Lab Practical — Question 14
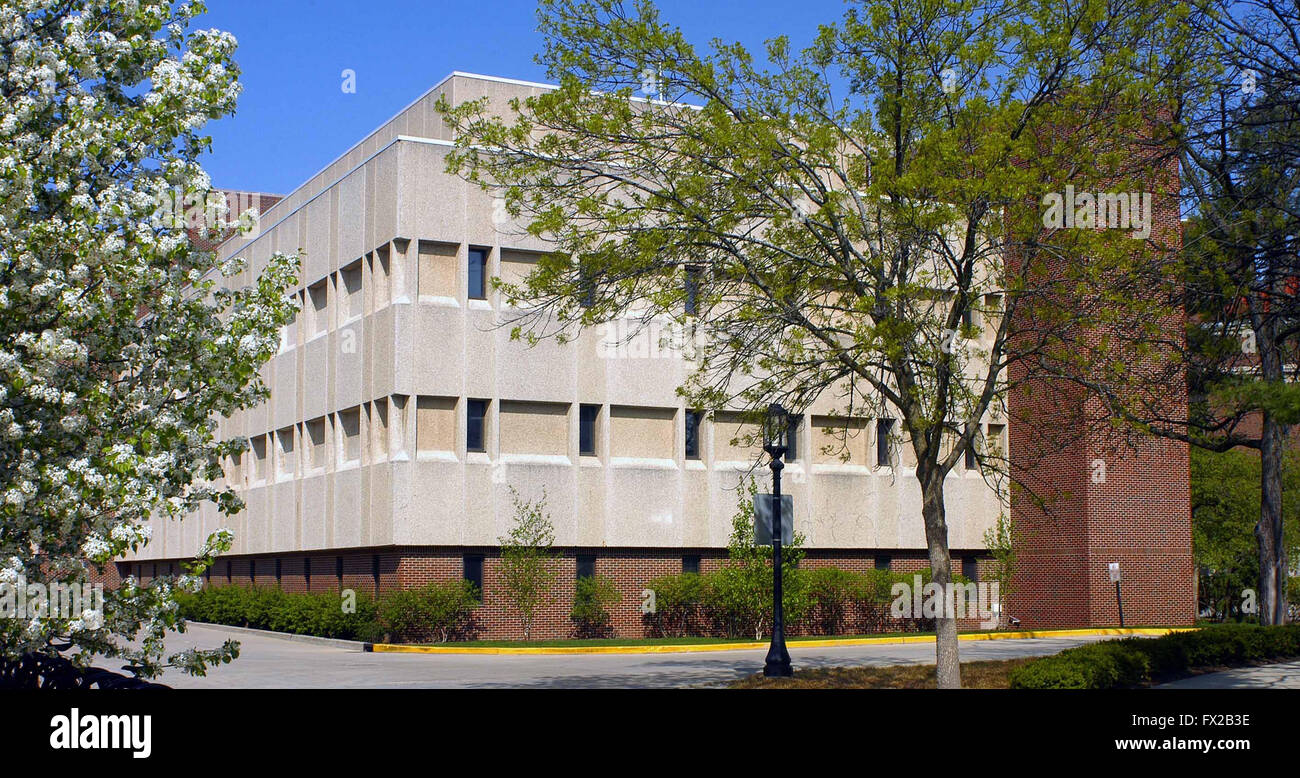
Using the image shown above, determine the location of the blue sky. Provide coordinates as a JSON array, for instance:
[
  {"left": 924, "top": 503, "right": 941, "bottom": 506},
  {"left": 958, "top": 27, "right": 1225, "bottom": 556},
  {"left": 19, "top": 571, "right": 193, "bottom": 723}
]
[{"left": 199, "top": 0, "right": 849, "bottom": 195}]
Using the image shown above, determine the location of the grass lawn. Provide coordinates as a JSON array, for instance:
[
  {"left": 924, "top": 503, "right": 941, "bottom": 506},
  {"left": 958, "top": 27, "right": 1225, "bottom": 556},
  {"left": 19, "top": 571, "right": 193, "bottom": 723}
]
[
  {"left": 408, "top": 631, "right": 940, "bottom": 648},
  {"left": 404, "top": 625, "right": 1173, "bottom": 649},
  {"left": 729, "top": 657, "right": 1038, "bottom": 688}
]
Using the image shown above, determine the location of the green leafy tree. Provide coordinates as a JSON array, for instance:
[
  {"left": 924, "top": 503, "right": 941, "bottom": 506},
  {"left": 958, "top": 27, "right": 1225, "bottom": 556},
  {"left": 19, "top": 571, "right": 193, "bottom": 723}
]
[
  {"left": 0, "top": 0, "right": 298, "bottom": 679},
  {"left": 981, "top": 513, "right": 1016, "bottom": 628},
  {"left": 1191, "top": 447, "right": 1300, "bottom": 620},
  {"left": 438, "top": 0, "right": 1186, "bottom": 685},
  {"left": 1088, "top": 0, "right": 1300, "bottom": 624},
  {"left": 702, "top": 476, "right": 807, "bottom": 639},
  {"left": 497, "top": 487, "right": 559, "bottom": 640}
]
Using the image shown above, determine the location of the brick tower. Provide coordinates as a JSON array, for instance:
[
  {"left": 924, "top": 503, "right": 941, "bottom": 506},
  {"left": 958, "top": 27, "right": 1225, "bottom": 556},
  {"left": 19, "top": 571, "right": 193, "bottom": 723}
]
[{"left": 1006, "top": 146, "right": 1196, "bottom": 629}]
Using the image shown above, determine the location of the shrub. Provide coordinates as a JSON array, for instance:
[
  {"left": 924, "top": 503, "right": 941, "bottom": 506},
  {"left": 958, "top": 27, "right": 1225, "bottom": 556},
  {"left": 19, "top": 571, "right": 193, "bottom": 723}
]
[
  {"left": 570, "top": 575, "right": 622, "bottom": 638},
  {"left": 377, "top": 581, "right": 480, "bottom": 643},
  {"left": 802, "top": 567, "right": 878, "bottom": 635},
  {"left": 700, "top": 565, "right": 768, "bottom": 639},
  {"left": 699, "top": 563, "right": 811, "bottom": 640},
  {"left": 178, "top": 584, "right": 383, "bottom": 643},
  {"left": 318, "top": 590, "right": 381, "bottom": 641},
  {"left": 642, "top": 573, "right": 704, "bottom": 637},
  {"left": 635, "top": 565, "right": 966, "bottom": 639},
  {"left": 1009, "top": 623, "right": 1300, "bottom": 689},
  {"left": 1008, "top": 640, "right": 1152, "bottom": 689},
  {"left": 877, "top": 568, "right": 976, "bottom": 633}
]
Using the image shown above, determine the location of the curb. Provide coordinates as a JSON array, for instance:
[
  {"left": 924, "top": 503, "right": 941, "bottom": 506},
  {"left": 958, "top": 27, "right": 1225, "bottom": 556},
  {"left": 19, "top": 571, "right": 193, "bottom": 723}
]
[
  {"left": 368, "top": 626, "right": 1193, "bottom": 656},
  {"left": 186, "top": 621, "right": 371, "bottom": 652}
]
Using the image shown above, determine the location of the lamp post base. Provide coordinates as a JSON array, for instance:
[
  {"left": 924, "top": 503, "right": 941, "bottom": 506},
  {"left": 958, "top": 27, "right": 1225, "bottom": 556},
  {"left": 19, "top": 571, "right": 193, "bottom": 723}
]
[{"left": 763, "top": 644, "right": 793, "bottom": 677}]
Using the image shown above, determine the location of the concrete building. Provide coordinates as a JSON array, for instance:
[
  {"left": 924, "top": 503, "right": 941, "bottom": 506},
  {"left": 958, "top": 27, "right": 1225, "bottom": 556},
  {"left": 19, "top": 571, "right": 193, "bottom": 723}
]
[{"left": 121, "top": 72, "right": 1195, "bottom": 637}]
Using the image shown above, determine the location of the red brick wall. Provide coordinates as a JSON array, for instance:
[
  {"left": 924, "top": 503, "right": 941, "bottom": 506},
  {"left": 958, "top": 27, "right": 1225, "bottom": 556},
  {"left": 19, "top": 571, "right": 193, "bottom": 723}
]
[
  {"left": 1005, "top": 142, "right": 1195, "bottom": 628},
  {"left": 124, "top": 546, "right": 994, "bottom": 640},
  {"left": 85, "top": 561, "right": 127, "bottom": 589}
]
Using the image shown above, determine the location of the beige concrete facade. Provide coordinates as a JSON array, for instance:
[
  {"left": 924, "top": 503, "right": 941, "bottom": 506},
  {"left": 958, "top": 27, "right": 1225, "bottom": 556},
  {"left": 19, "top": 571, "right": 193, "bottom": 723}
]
[{"left": 132, "top": 72, "right": 1004, "bottom": 563}]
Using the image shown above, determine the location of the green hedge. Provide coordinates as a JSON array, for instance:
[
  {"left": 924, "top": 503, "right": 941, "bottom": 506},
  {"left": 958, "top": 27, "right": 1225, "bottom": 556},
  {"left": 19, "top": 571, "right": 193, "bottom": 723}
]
[
  {"left": 376, "top": 580, "right": 480, "bottom": 643},
  {"left": 802, "top": 567, "right": 895, "bottom": 635},
  {"left": 1009, "top": 623, "right": 1300, "bottom": 689},
  {"left": 643, "top": 566, "right": 963, "bottom": 639},
  {"left": 642, "top": 572, "right": 706, "bottom": 637},
  {"left": 180, "top": 564, "right": 984, "bottom": 644},
  {"left": 178, "top": 581, "right": 482, "bottom": 644},
  {"left": 176, "top": 585, "right": 382, "bottom": 642}
]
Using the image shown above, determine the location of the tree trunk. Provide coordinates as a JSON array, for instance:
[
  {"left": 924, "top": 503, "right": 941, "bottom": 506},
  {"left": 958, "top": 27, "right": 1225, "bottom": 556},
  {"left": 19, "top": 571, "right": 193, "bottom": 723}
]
[
  {"left": 1257, "top": 412, "right": 1289, "bottom": 625},
  {"left": 920, "top": 469, "right": 962, "bottom": 688}
]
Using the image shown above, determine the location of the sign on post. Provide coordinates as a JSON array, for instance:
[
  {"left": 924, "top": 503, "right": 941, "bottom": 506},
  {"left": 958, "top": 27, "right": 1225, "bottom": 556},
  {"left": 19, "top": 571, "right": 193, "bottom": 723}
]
[
  {"left": 1108, "top": 562, "right": 1125, "bottom": 627},
  {"left": 753, "top": 494, "right": 794, "bottom": 545}
]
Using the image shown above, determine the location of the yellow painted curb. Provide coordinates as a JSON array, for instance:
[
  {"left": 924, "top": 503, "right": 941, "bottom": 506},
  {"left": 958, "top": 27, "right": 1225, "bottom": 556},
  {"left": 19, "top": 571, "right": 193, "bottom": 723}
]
[{"left": 368, "top": 626, "right": 1194, "bottom": 656}]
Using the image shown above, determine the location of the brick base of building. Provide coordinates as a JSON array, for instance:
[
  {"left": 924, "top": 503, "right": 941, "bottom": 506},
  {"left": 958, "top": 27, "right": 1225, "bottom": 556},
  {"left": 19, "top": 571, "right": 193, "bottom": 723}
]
[{"left": 108, "top": 546, "right": 1007, "bottom": 641}]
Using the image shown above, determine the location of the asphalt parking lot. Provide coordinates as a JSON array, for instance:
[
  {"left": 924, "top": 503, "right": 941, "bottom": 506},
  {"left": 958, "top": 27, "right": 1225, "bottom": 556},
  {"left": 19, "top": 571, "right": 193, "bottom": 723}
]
[{"left": 110, "top": 624, "right": 1134, "bottom": 689}]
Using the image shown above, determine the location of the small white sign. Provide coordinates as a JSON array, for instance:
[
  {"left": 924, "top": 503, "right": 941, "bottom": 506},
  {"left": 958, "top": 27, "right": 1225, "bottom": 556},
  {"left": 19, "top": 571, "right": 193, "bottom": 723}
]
[{"left": 1108, "top": 562, "right": 1121, "bottom": 583}]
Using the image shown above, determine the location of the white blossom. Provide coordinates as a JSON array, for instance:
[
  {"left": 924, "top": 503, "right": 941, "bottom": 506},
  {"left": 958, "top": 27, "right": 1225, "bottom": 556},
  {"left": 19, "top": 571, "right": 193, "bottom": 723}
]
[{"left": 0, "top": 0, "right": 297, "bottom": 678}]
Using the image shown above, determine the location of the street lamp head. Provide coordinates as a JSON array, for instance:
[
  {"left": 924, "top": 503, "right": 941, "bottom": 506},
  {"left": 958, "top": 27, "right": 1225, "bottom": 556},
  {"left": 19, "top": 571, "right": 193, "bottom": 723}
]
[{"left": 763, "top": 402, "right": 789, "bottom": 458}]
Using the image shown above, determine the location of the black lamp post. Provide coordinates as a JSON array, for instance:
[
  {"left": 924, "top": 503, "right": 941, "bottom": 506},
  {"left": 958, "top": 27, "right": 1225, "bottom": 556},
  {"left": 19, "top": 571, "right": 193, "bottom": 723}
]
[{"left": 762, "top": 402, "right": 793, "bottom": 677}]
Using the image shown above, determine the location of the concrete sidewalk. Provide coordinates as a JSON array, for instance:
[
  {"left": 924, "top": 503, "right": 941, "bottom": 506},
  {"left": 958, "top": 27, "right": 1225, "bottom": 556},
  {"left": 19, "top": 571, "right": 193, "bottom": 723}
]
[{"left": 1157, "top": 660, "right": 1300, "bottom": 689}]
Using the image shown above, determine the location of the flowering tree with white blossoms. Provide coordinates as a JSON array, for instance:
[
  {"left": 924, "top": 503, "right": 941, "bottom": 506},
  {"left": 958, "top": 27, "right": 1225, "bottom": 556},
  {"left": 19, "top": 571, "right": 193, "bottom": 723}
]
[{"left": 0, "top": 0, "right": 297, "bottom": 679}]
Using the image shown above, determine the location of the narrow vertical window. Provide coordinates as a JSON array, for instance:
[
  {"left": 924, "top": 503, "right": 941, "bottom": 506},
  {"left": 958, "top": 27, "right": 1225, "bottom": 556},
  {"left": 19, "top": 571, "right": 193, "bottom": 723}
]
[
  {"left": 468, "top": 247, "right": 487, "bottom": 300},
  {"left": 576, "top": 554, "right": 595, "bottom": 580},
  {"left": 964, "top": 436, "right": 978, "bottom": 470},
  {"left": 874, "top": 554, "right": 891, "bottom": 571},
  {"left": 467, "top": 399, "right": 488, "bottom": 453},
  {"left": 463, "top": 554, "right": 484, "bottom": 603},
  {"left": 304, "top": 557, "right": 311, "bottom": 589},
  {"left": 578, "top": 266, "right": 595, "bottom": 309},
  {"left": 963, "top": 557, "right": 979, "bottom": 582},
  {"left": 685, "top": 410, "right": 702, "bottom": 460},
  {"left": 682, "top": 555, "right": 701, "bottom": 575},
  {"left": 684, "top": 267, "right": 701, "bottom": 316},
  {"left": 876, "top": 418, "right": 894, "bottom": 467},
  {"left": 579, "top": 404, "right": 599, "bottom": 456}
]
